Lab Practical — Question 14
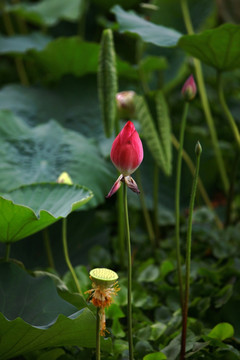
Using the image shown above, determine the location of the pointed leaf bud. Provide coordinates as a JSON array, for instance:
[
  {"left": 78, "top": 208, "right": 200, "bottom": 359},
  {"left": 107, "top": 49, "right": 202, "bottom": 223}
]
[
  {"left": 116, "top": 91, "right": 136, "bottom": 119},
  {"left": 57, "top": 172, "right": 73, "bottom": 185},
  {"left": 181, "top": 74, "right": 197, "bottom": 101},
  {"left": 195, "top": 141, "right": 202, "bottom": 156},
  {"left": 106, "top": 174, "right": 123, "bottom": 198},
  {"left": 110, "top": 121, "right": 143, "bottom": 176}
]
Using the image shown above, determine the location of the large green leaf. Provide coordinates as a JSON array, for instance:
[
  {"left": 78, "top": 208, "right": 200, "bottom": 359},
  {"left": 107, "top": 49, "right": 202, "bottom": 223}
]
[
  {"left": 0, "top": 33, "right": 51, "bottom": 54},
  {"left": 0, "top": 111, "right": 114, "bottom": 206},
  {"left": 0, "top": 183, "right": 92, "bottom": 242},
  {"left": 6, "top": 0, "right": 84, "bottom": 26},
  {"left": 178, "top": 23, "right": 240, "bottom": 71},
  {"left": 0, "top": 262, "right": 111, "bottom": 359},
  {"left": 208, "top": 323, "right": 234, "bottom": 341},
  {"left": 111, "top": 5, "right": 182, "bottom": 47}
]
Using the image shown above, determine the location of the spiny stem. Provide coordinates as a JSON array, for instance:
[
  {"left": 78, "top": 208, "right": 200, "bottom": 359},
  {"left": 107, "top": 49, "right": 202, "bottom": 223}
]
[
  {"left": 96, "top": 307, "right": 101, "bottom": 360},
  {"left": 180, "top": 142, "right": 202, "bottom": 360},
  {"left": 180, "top": 0, "right": 229, "bottom": 193},
  {"left": 43, "top": 229, "right": 55, "bottom": 269},
  {"left": 123, "top": 182, "right": 134, "bottom": 360},
  {"left": 62, "top": 218, "right": 82, "bottom": 295},
  {"left": 175, "top": 102, "right": 189, "bottom": 311},
  {"left": 5, "top": 243, "right": 11, "bottom": 262}
]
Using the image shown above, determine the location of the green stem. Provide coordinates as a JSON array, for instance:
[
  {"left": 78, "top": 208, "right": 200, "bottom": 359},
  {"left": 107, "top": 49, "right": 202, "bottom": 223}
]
[
  {"left": 217, "top": 72, "right": 240, "bottom": 148},
  {"left": 171, "top": 134, "right": 223, "bottom": 229},
  {"left": 43, "top": 228, "right": 55, "bottom": 269},
  {"left": 96, "top": 307, "right": 101, "bottom": 360},
  {"left": 225, "top": 152, "right": 240, "bottom": 226},
  {"left": 136, "top": 170, "right": 156, "bottom": 248},
  {"left": 5, "top": 243, "right": 11, "bottom": 261},
  {"left": 123, "top": 182, "right": 134, "bottom": 360},
  {"left": 62, "top": 218, "right": 82, "bottom": 295},
  {"left": 180, "top": 142, "right": 202, "bottom": 360},
  {"left": 175, "top": 102, "right": 189, "bottom": 311},
  {"left": 153, "top": 163, "right": 160, "bottom": 243},
  {"left": 180, "top": 0, "right": 229, "bottom": 193}
]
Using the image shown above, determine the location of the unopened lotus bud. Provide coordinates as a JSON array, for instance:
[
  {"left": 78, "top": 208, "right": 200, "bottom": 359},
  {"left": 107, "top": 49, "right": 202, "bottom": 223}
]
[
  {"left": 57, "top": 172, "right": 73, "bottom": 185},
  {"left": 181, "top": 75, "right": 197, "bottom": 101},
  {"left": 195, "top": 141, "right": 202, "bottom": 156},
  {"left": 110, "top": 121, "right": 143, "bottom": 176},
  {"left": 116, "top": 91, "right": 136, "bottom": 119}
]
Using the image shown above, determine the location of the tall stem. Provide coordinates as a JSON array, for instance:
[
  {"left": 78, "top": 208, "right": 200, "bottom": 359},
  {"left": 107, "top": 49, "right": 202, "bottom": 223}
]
[
  {"left": 180, "top": 0, "right": 229, "bottom": 193},
  {"left": 43, "top": 228, "right": 55, "bottom": 269},
  {"left": 5, "top": 243, "right": 11, "bottom": 261},
  {"left": 123, "top": 182, "right": 134, "bottom": 360},
  {"left": 217, "top": 72, "right": 240, "bottom": 148},
  {"left": 136, "top": 170, "right": 155, "bottom": 248},
  {"left": 153, "top": 163, "right": 159, "bottom": 243},
  {"left": 96, "top": 307, "right": 101, "bottom": 360},
  {"left": 180, "top": 142, "right": 201, "bottom": 360},
  {"left": 175, "top": 102, "right": 189, "bottom": 310},
  {"left": 62, "top": 218, "right": 82, "bottom": 295}
]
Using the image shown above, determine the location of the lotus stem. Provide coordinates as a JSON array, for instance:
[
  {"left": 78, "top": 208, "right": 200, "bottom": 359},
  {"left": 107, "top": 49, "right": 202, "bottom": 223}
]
[
  {"left": 123, "top": 182, "right": 134, "bottom": 360},
  {"left": 62, "top": 218, "right": 82, "bottom": 295}
]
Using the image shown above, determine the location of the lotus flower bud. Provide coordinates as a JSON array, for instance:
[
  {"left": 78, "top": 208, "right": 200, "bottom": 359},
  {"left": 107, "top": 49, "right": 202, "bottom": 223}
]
[
  {"left": 116, "top": 91, "right": 136, "bottom": 119},
  {"left": 181, "top": 74, "right": 197, "bottom": 101},
  {"left": 110, "top": 121, "right": 143, "bottom": 176},
  {"left": 57, "top": 172, "right": 73, "bottom": 185}
]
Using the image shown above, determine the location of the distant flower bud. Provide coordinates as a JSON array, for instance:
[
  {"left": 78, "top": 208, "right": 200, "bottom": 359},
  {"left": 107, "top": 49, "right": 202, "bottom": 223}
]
[
  {"left": 181, "top": 75, "right": 197, "bottom": 101},
  {"left": 57, "top": 172, "right": 73, "bottom": 185},
  {"left": 116, "top": 91, "right": 136, "bottom": 119},
  {"left": 110, "top": 121, "right": 143, "bottom": 176},
  {"left": 195, "top": 141, "right": 202, "bottom": 156}
]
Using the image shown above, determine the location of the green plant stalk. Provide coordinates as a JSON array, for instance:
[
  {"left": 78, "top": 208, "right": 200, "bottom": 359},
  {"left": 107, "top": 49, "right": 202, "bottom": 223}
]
[
  {"left": 180, "top": 0, "right": 229, "bottom": 194},
  {"left": 43, "top": 228, "right": 55, "bottom": 269},
  {"left": 5, "top": 243, "right": 11, "bottom": 261},
  {"left": 217, "top": 72, "right": 240, "bottom": 148},
  {"left": 62, "top": 218, "right": 82, "bottom": 295},
  {"left": 171, "top": 134, "right": 223, "bottom": 229},
  {"left": 96, "top": 307, "right": 101, "bottom": 360},
  {"left": 123, "top": 182, "right": 134, "bottom": 360},
  {"left": 136, "top": 169, "right": 155, "bottom": 248},
  {"left": 153, "top": 163, "right": 160, "bottom": 242},
  {"left": 180, "top": 144, "right": 201, "bottom": 360},
  {"left": 175, "top": 102, "right": 189, "bottom": 310}
]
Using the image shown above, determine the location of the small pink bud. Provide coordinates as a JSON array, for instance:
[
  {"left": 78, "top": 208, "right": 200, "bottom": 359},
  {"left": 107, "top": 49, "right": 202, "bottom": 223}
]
[
  {"left": 110, "top": 121, "right": 143, "bottom": 176},
  {"left": 116, "top": 91, "right": 136, "bottom": 119},
  {"left": 181, "top": 75, "right": 197, "bottom": 101}
]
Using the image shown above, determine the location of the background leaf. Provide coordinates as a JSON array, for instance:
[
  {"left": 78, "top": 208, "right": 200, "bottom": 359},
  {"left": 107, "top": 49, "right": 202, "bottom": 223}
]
[
  {"left": 178, "top": 23, "right": 240, "bottom": 71},
  {"left": 0, "top": 183, "right": 92, "bottom": 242},
  {"left": 208, "top": 323, "right": 234, "bottom": 341},
  {"left": 111, "top": 5, "right": 182, "bottom": 47},
  {"left": 0, "top": 111, "right": 114, "bottom": 206},
  {"left": 0, "top": 262, "right": 111, "bottom": 359},
  {"left": 6, "top": 0, "right": 84, "bottom": 26},
  {"left": 0, "top": 33, "right": 52, "bottom": 54}
]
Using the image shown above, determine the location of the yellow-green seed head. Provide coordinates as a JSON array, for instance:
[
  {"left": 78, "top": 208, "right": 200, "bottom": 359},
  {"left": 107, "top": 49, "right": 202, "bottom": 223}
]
[{"left": 90, "top": 268, "right": 118, "bottom": 287}]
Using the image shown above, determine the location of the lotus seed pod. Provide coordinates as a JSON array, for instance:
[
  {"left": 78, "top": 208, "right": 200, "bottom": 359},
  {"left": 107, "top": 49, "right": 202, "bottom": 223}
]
[
  {"left": 90, "top": 268, "right": 118, "bottom": 287},
  {"left": 57, "top": 172, "right": 73, "bottom": 185}
]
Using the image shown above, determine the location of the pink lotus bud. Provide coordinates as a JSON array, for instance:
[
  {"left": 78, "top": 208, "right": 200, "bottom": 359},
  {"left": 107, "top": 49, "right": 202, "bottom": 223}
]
[
  {"left": 110, "top": 121, "right": 143, "bottom": 176},
  {"left": 181, "top": 74, "right": 197, "bottom": 101},
  {"left": 116, "top": 91, "right": 136, "bottom": 119}
]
